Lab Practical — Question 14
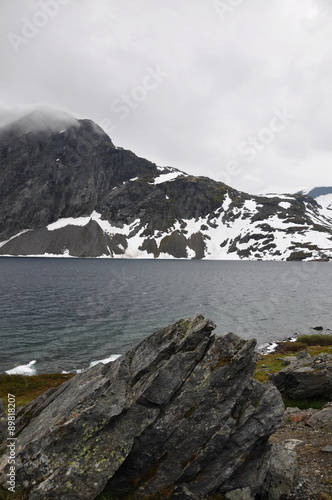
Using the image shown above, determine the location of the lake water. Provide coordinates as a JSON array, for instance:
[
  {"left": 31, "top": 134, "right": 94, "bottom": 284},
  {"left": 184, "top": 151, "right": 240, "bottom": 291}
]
[{"left": 0, "top": 257, "right": 331, "bottom": 374}]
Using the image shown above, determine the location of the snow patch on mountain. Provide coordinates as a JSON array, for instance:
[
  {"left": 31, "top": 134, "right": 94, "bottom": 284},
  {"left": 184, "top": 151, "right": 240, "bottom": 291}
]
[
  {"left": 2, "top": 195, "right": 332, "bottom": 260},
  {"left": 316, "top": 193, "right": 332, "bottom": 210},
  {"left": 0, "top": 229, "right": 33, "bottom": 248},
  {"left": 279, "top": 201, "right": 291, "bottom": 210}
]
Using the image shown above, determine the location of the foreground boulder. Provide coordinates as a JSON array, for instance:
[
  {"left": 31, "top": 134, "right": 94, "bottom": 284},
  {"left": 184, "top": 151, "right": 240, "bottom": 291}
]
[
  {"left": 0, "top": 316, "right": 290, "bottom": 499},
  {"left": 307, "top": 402, "right": 332, "bottom": 430},
  {"left": 270, "top": 351, "right": 332, "bottom": 399}
]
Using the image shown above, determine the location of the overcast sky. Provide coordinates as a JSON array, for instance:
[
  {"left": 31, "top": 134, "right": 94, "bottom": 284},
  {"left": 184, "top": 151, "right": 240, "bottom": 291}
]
[{"left": 1, "top": 0, "right": 331, "bottom": 194}]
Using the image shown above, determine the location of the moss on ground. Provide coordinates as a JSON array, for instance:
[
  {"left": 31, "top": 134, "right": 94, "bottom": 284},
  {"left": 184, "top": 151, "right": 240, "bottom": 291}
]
[
  {"left": 282, "top": 396, "right": 328, "bottom": 410},
  {"left": 0, "top": 487, "right": 28, "bottom": 500},
  {"left": 254, "top": 341, "right": 332, "bottom": 384},
  {"left": 296, "top": 334, "right": 332, "bottom": 346},
  {"left": 254, "top": 339, "right": 332, "bottom": 410},
  {"left": 0, "top": 373, "right": 74, "bottom": 410}
]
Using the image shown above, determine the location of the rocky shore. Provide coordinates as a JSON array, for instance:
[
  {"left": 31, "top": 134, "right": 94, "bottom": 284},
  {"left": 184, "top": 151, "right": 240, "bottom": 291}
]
[{"left": 0, "top": 316, "right": 331, "bottom": 499}]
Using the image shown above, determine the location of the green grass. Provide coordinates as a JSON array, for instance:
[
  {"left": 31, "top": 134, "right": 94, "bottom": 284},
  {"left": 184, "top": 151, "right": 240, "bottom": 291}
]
[
  {"left": 317, "top": 493, "right": 332, "bottom": 500},
  {"left": 296, "top": 334, "right": 332, "bottom": 346},
  {"left": 0, "top": 373, "right": 74, "bottom": 410},
  {"left": 282, "top": 396, "right": 328, "bottom": 410},
  {"left": 254, "top": 354, "right": 285, "bottom": 383},
  {"left": 0, "top": 487, "right": 28, "bottom": 500},
  {"left": 254, "top": 344, "right": 332, "bottom": 384},
  {"left": 277, "top": 341, "right": 308, "bottom": 353}
]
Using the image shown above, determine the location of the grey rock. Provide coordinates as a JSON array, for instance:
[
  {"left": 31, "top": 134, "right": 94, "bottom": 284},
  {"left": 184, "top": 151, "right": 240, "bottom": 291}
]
[
  {"left": 284, "top": 407, "right": 318, "bottom": 424},
  {"left": 321, "top": 445, "right": 332, "bottom": 453},
  {"left": 270, "top": 353, "right": 332, "bottom": 399},
  {"left": 279, "top": 355, "right": 297, "bottom": 366},
  {"left": 171, "top": 485, "right": 197, "bottom": 499},
  {"left": 282, "top": 439, "right": 304, "bottom": 450},
  {"left": 261, "top": 444, "right": 299, "bottom": 500},
  {"left": 296, "top": 350, "right": 310, "bottom": 360},
  {"left": 0, "top": 316, "right": 286, "bottom": 500},
  {"left": 306, "top": 406, "right": 332, "bottom": 429},
  {"left": 225, "top": 487, "right": 253, "bottom": 500}
]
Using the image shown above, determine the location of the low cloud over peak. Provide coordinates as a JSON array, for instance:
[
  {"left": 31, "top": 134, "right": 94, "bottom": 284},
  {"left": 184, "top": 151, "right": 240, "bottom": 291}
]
[{"left": 0, "top": 103, "right": 79, "bottom": 134}]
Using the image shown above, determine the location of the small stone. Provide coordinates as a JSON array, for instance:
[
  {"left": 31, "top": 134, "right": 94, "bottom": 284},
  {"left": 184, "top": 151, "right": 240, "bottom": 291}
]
[
  {"left": 282, "top": 439, "right": 304, "bottom": 450},
  {"left": 296, "top": 350, "right": 310, "bottom": 360},
  {"left": 307, "top": 407, "right": 332, "bottom": 430},
  {"left": 225, "top": 487, "right": 253, "bottom": 500},
  {"left": 289, "top": 414, "right": 306, "bottom": 423},
  {"left": 321, "top": 445, "right": 332, "bottom": 453},
  {"left": 312, "top": 326, "right": 324, "bottom": 331},
  {"left": 280, "top": 356, "right": 297, "bottom": 366},
  {"left": 172, "top": 485, "right": 196, "bottom": 499}
]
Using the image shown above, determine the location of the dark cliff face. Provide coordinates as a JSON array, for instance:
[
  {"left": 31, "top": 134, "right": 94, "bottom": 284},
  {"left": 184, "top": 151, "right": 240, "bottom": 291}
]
[
  {"left": 0, "top": 114, "right": 331, "bottom": 260},
  {"left": 0, "top": 117, "right": 159, "bottom": 241}
]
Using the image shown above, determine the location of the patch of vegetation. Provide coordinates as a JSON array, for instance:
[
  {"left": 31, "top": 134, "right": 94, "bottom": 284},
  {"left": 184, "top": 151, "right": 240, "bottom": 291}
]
[
  {"left": 0, "top": 487, "right": 28, "bottom": 500},
  {"left": 210, "top": 357, "right": 233, "bottom": 371},
  {"left": 0, "top": 373, "right": 74, "bottom": 410},
  {"left": 184, "top": 405, "right": 198, "bottom": 418},
  {"left": 276, "top": 341, "right": 308, "bottom": 353},
  {"left": 317, "top": 493, "right": 332, "bottom": 500},
  {"left": 297, "top": 334, "right": 332, "bottom": 346},
  {"left": 254, "top": 343, "right": 332, "bottom": 384},
  {"left": 254, "top": 354, "right": 285, "bottom": 383},
  {"left": 282, "top": 396, "right": 328, "bottom": 410}
]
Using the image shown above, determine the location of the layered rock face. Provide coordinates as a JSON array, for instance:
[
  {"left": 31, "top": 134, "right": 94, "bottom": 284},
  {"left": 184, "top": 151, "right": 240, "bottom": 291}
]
[{"left": 0, "top": 316, "right": 294, "bottom": 499}]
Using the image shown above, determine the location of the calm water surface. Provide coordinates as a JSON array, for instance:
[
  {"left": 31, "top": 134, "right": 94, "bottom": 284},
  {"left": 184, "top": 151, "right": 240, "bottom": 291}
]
[{"left": 0, "top": 257, "right": 331, "bottom": 373}]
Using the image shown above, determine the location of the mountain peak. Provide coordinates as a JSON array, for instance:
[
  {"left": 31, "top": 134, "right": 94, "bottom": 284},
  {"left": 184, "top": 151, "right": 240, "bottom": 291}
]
[{"left": 0, "top": 104, "right": 79, "bottom": 137}]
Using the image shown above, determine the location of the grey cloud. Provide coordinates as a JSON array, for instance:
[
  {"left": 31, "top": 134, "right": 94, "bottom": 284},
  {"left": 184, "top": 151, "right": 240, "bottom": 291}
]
[{"left": 0, "top": 0, "right": 331, "bottom": 194}]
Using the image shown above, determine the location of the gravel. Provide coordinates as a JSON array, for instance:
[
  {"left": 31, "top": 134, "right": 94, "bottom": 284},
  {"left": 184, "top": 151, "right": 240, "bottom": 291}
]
[{"left": 270, "top": 406, "right": 332, "bottom": 500}]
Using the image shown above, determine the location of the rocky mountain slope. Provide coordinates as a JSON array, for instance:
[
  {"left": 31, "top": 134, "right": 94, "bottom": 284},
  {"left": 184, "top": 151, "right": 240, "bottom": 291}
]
[{"left": 0, "top": 112, "right": 331, "bottom": 260}]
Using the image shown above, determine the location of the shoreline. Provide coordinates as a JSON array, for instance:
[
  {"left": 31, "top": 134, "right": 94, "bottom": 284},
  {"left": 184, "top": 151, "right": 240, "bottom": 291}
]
[
  {"left": 1, "top": 332, "right": 331, "bottom": 410},
  {"left": 3, "top": 328, "right": 332, "bottom": 377}
]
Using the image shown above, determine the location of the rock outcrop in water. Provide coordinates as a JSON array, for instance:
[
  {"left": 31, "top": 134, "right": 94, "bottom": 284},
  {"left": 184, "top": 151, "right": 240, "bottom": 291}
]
[{"left": 0, "top": 316, "right": 296, "bottom": 499}]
